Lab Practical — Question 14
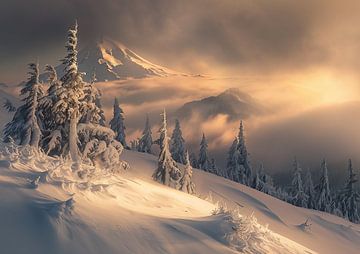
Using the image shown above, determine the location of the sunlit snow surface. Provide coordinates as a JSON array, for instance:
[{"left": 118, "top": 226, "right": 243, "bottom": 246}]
[{"left": 0, "top": 146, "right": 357, "bottom": 253}]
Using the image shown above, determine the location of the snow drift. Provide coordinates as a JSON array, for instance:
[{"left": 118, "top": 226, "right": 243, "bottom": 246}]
[{"left": 0, "top": 144, "right": 326, "bottom": 254}]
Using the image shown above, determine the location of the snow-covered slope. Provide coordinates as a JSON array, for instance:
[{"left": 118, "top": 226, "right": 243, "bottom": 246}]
[
  {"left": 43, "top": 38, "right": 181, "bottom": 82},
  {"left": 0, "top": 146, "right": 358, "bottom": 254}
]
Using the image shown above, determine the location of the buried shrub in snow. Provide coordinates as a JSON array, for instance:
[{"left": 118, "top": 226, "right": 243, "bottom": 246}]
[{"left": 212, "top": 205, "right": 308, "bottom": 254}]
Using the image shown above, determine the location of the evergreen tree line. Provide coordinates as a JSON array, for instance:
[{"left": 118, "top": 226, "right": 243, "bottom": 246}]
[{"left": 129, "top": 115, "right": 360, "bottom": 224}]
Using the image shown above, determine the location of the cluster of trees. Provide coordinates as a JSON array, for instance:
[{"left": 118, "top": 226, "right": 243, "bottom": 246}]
[
  {"left": 3, "top": 22, "right": 129, "bottom": 174},
  {"left": 152, "top": 110, "right": 195, "bottom": 194},
  {"left": 129, "top": 116, "right": 360, "bottom": 223}
]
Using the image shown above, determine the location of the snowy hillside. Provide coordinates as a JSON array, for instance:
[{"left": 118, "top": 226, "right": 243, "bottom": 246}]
[
  {"left": 0, "top": 145, "right": 358, "bottom": 254},
  {"left": 42, "top": 38, "right": 181, "bottom": 82}
]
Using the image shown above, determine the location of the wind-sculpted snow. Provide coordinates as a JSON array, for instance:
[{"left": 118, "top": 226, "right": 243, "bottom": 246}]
[{"left": 0, "top": 145, "right": 344, "bottom": 254}]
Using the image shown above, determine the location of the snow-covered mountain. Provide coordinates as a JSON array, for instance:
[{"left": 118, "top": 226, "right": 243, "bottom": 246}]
[
  {"left": 176, "top": 88, "right": 266, "bottom": 120},
  {"left": 44, "top": 38, "right": 180, "bottom": 82},
  {"left": 0, "top": 146, "right": 358, "bottom": 254}
]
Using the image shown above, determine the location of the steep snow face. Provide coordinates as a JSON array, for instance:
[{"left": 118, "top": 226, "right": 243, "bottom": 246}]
[
  {"left": 46, "top": 38, "right": 180, "bottom": 82},
  {"left": 0, "top": 146, "right": 316, "bottom": 254},
  {"left": 175, "top": 88, "right": 266, "bottom": 121}
]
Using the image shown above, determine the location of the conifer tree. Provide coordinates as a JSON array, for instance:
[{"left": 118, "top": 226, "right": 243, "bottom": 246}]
[
  {"left": 3, "top": 99, "right": 16, "bottom": 112},
  {"left": 80, "top": 72, "right": 105, "bottom": 126},
  {"left": 226, "top": 121, "right": 252, "bottom": 185},
  {"left": 209, "top": 158, "right": 219, "bottom": 175},
  {"left": 198, "top": 133, "right": 211, "bottom": 171},
  {"left": 153, "top": 109, "right": 181, "bottom": 188},
  {"left": 304, "top": 168, "right": 316, "bottom": 209},
  {"left": 180, "top": 151, "right": 196, "bottom": 194},
  {"left": 291, "top": 158, "right": 308, "bottom": 207},
  {"left": 189, "top": 152, "right": 198, "bottom": 168},
  {"left": 138, "top": 114, "right": 153, "bottom": 153},
  {"left": 170, "top": 119, "right": 186, "bottom": 164},
  {"left": 252, "top": 163, "right": 274, "bottom": 195},
  {"left": 53, "top": 21, "right": 86, "bottom": 166},
  {"left": 4, "top": 62, "right": 43, "bottom": 148},
  {"left": 338, "top": 159, "right": 360, "bottom": 223},
  {"left": 39, "top": 65, "right": 61, "bottom": 131},
  {"left": 225, "top": 137, "right": 238, "bottom": 179},
  {"left": 109, "top": 97, "right": 128, "bottom": 148},
  {"left": 316, "top": 159, "right": 332, "bottom": 212}
]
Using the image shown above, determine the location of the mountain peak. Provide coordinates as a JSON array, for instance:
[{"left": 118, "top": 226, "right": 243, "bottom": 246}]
[{"left": 42, "top": 38, "right": 180, "bottom": 82}]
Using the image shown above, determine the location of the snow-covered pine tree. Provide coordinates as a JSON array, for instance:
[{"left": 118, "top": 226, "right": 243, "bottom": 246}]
[
  {"left": 304, "top": 168, "right": 316, "bottom": 209},
  {"left": 290, "top": 158, "right": 308, "bottom": 207},
  {"left": 252, "top": 163, "right": 274, "bottom": 195},
  {"left": 315, "top": 159, "right": 332, "bottom": 213},
  {"left": 39, "top": 65, "right": 60, "bottom": 129},
  {"left": 237, "top": 121, "right": 252, "bottom": 185},
  {"left": 189, "top": 152, "right": 198, "bottom": 168},
  {"left": 179, "top": 151, "right": 196, "bottom": 194},
  {"left": 53, "top": 21, "right": 86, "bottom": 166},
  {"left": 252, "top": 169, "right": 262, "bottom": 191},
  {"left": 3, "top": 62, "right": 44, "bottom": 148},
  {"left": 170, "top": 119, "right": 186, "bottom": 164},
  {"left": 198, "top": 133, "right": 211, "bottom": 171},
  {"left": 152, "top": 109, "right": 181, "bottom": 188},
  {"left": 209, "top": 158, "right": 219, "bottom": 175},
  {"left": 226, "top": 121, "right": 252, "bottom": 185},
  {"left": 91, "top": 72, "right": 106, "bottom": 126},
  {"left": 138, "top": 114, "right": 153, "bottom": 154},
  {"left": 338, "top": 159, "right": 360, "bottom": 223},
  {"left": 3, "top": 99, "right": 16, "bottom": 112},
  {"left": 225, "top": 137, "right": 238, "bottom": 179},
  {"left": 80, "top": 71, "right": 105, "bottom": 126},
  {"left": 38, "top": 64, "right": 63, "bottom": 154},
  {"left": 109, "top": 97, "right": 128, "bottom": 148}
]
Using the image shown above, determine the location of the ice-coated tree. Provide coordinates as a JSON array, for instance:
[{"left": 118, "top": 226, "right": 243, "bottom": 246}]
[
  {"left": 338, "top": 159, "right": 360, "bottom": 223},
  {"left": 80, "top": 72, "right": 105, "bottom": 126},
  {"left": 189, "top": 152, "right": 198, "bottom": 168},
  {"left": 290, "top": 158, "right": 308, "bottom": 207},
  {"left": 179, "top": 151, "right": 196, "bottom": 194},
  {"left": 53, "top": 21, "right": 86, "bottom": 166},
  {"left": 138, "top": 114, "right": 153, "bottom": 154},
  {"left": 304, "top": 168, "right": 316, "bottom": 209},
  {"left": 226, "top": 121, "right": 252, "bottom": 185},
  {"left": 170, "top": 119, "right": 186, "bottom": 164},
  {"left": 3, "top": 62, "right": 44, "bottom": 148},
  {"left": 153, "top": 109, "right": 181, "bottom": 188},
  {"left": 316, "top": 159, "right": 332, "bottom": 212},
  {"left": 109, "top": 97, "right": 128, "bottom": 148},
  {"left": 198, "top": 133, "right": 211, "bottom": 171}
]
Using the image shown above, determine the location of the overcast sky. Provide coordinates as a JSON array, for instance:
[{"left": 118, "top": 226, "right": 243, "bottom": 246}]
[
  {"left": 1, "top": 0, "right": 360, "bottom": 184},
  {"left": 1, "top": 0, "right": 360, "bottom": 85}
]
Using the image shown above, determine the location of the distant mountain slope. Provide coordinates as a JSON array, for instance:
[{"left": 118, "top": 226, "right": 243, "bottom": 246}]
[
  {"left": 43, "top": 38, "right": 181, "bottom": 82},
  {"left": 175, "top": 88, "right": 266, "bottom": 120}
]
